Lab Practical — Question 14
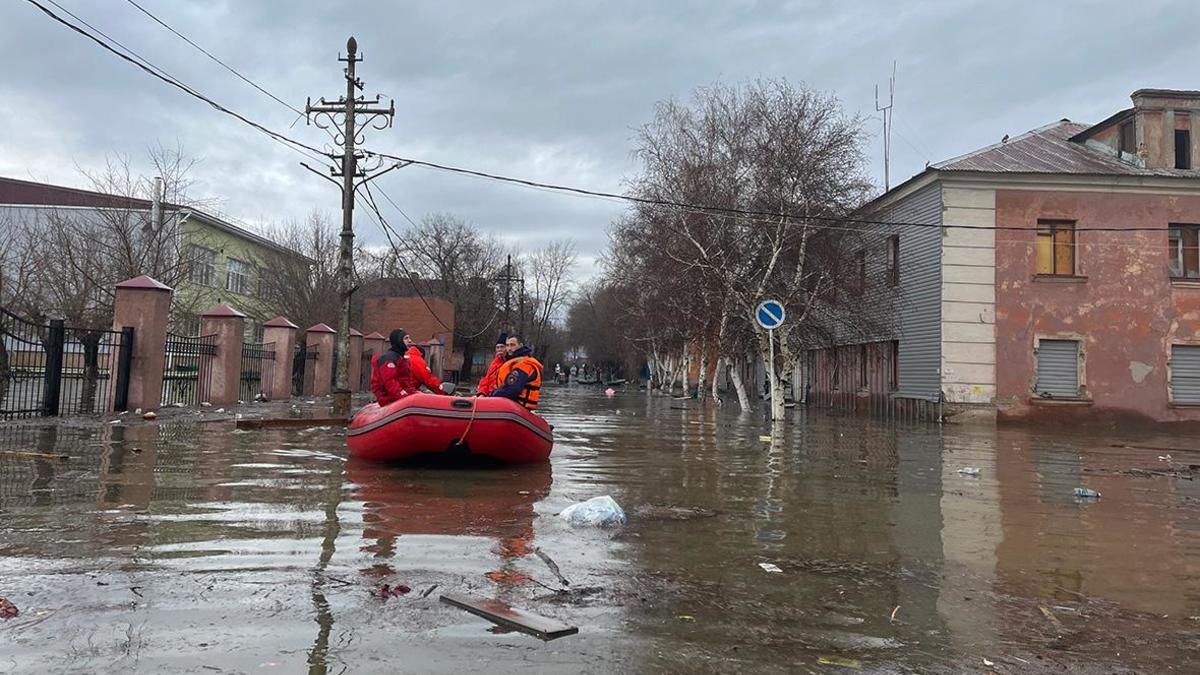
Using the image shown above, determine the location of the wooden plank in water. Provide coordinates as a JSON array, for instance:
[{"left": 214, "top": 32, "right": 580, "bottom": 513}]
[
  {"left": 235, "top": 417, "right": 348, "bottom": 430},
  {"left": 439, "top": 593, "right": 578, "bottom": 640}
]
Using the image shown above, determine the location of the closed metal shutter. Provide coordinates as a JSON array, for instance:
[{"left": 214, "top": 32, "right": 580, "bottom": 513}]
[
  {"left": 1036, "top": 340, "right": 1079, "bottom": 398},
  {"left": 1171, "top": 345, "right": 1200, "bottom": 403}
]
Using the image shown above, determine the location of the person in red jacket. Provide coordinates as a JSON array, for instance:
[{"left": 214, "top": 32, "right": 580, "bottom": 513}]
[
  {"left": 369, "top": 329, "right": 417, "bottom": 406},
  {"left": 403, "top": 334, "right": 450, "bottom": 394},
  {"left": 477, "top": 332, "right": 507, "bottom": 395}
]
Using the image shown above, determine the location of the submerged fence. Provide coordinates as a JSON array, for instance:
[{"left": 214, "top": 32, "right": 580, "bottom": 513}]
[
  {"left": 240, "top": 341, "right": 275, "bottom": 402},
  {"left": 1, "top": 306, "right": 132, "bottom": 420},
  {"left": 161, "top": 333, "right": 216, "bottom": 407}
]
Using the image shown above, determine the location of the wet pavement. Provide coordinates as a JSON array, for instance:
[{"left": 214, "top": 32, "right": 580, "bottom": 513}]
[{"left": 2, "top": 387, "right": 1200, "bottom": 673}]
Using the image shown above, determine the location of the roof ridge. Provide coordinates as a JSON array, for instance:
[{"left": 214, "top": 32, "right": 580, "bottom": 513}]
[{"left": 932, "top": 119, "right": 1080, "bottom": 170}]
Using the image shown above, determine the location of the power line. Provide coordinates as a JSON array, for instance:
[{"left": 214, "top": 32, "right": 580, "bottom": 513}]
[
  {"left": 27, "top": 0, "right": 1200, "bottom": 238},
  {"left": 359, "top": 182, "right": 502, "bottom": 341},
  {"left": 123, "top": 0, "right": 303, "bottom": 116},
  {"left": 26, "top": 0, "right": 328, "bottom": 164}
]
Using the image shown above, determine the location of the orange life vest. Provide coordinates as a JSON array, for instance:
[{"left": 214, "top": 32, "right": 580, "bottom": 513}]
[{"left": 496, "top": 355, "right": 543, "bottom": 410}]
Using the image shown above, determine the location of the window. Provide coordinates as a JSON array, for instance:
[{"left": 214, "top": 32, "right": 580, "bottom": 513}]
[
  {"left": 226, "top": 258, "right": 254, "bottom": 295},
  {"left": 1176, "top": 129, "right": 1191, "bottom": 170},
  {"left": 1171, "top": 345, "right": 1200, "bottom": 404},
  {"left": 1169, "top": 225, "right": 1200, "bottom": 279},
  {"left": 1119, "top": 120, "right": 1135, "bottom": 155},
  {"left": 1036, "top": 221, "right": 1075, "bottom": 276},
  {"left": 1035, "top": 339, "right": 1081, "bottom": 399},
  {"left": 886, "top": 235, "right": 900, "bottom": 286},
  {"left": 188, "top": 246, "right": 217, "bottom": 286},
  {"left": 889, "top": 340, "right": 899, "bottom": 390},
  {"left": 859, "top": 344, "right": 868, "bottom": 389}
]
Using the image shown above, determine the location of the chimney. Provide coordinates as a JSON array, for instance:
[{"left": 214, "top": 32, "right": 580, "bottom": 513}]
[{"left": 1130, "top": 89, "right": 1200, "bottom": 170}]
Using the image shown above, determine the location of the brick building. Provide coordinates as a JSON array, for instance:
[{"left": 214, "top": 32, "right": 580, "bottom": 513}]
[
  {"left": 360, "top": 295, "right": 456, "bottom": 373},
  {"left": 806, "top": 88, "right": 1200, "bottom": 425}
]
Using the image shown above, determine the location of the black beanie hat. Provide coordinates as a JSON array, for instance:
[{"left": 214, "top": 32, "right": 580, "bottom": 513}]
[
  {"left": 496, "top": 332, "right": 509, "bottom": 346},
  {"left": 389, "top": 329, "right": 407, "bottom": 351}
]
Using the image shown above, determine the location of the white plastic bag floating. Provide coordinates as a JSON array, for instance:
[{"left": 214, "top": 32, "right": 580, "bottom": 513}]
[{"left": 558, "top": 495, "right": 627, "bottom": 527}]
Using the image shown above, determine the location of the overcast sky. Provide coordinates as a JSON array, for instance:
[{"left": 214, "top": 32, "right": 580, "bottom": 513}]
[{"left": 2, "top": 1, "right": 1197, "bottom": 276}]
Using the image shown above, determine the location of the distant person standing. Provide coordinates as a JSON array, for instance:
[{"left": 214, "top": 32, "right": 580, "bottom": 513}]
[
  {"left": 369, "top": 329, "right": 415, "bottom": 406},
  {"left": 477, "top": 332, "right": 508, "bottom": 395},
  {"left": 489, "top": 335, "right": 544, "bottom": 411}
]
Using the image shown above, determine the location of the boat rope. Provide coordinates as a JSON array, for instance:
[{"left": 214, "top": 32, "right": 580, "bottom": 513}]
[{"left": 456, "top": 398, "right": 480, "bottom": 447}]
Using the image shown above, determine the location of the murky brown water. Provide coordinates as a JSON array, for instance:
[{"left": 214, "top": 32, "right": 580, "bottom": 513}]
[{"left": 3, "top": 387, "right": 1200, "bottom": 673}]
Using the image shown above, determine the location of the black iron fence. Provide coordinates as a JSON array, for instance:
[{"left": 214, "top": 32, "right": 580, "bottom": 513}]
[
  {"left": 240, "top": 341, "right": 275, "bottom": 402},
  {"left": 162, "top": 333, "right": 216, "bottom": 407},
  {"left": 293, "top": 342, "right": 316, "bottom": 396},
  {"left": 1, "top": 306, "right": 132, "bottom": 419}
]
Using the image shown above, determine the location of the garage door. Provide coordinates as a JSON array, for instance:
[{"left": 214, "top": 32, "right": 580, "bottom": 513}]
[
  {"left": 1036, "top": 339, "right": 1079, "bottom": 398},
  {"left": 1171, "top": 345, "right": 1200, "bottom": 403}
]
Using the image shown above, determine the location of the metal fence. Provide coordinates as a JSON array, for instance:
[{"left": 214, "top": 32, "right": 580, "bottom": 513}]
[
  {"left": 240, "top": 341, "right": 275, "bottom": 402},
  {"left": 162, "top": 333, "right": 216, "bottom": 407},
  {"left": 293, "top": 342, "right": 316, "bottom": 396},
  {"left": 1, "top": 306, "right": 132, "bottom": 419}
]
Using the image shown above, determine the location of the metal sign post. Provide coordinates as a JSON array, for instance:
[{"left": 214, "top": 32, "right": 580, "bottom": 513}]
[{"left": 755, "top": 300, "right": 786, "bottom": 421}]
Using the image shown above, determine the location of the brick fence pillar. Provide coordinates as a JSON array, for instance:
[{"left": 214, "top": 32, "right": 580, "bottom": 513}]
[
  {"left": 110, "top": 275, "right": 172, "bottom": 412},
  {"left": 200, "top": 304, "right": 245, "bottom": 406},
  {"left": 262, "top": 316, "right": 298, "bottom": 401},
  {"left": 349, "top": 328, "right": 364, "bottom": 392},
  {"left": 305, "top": 323, "right": 336, "bottom": 397}
]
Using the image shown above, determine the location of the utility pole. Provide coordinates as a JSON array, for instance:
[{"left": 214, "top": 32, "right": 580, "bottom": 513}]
[
  {"left": 495, "top": 255, "right": 524, "bottom": 335},
  {"left": 304, "top": 37, "right": 400, "bottom": 417}
]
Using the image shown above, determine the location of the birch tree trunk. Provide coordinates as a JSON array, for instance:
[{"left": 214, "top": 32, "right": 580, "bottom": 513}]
[
  {"left": 729, "top": 354, "right": 752, "bottom": 411},
  {"left": 696, "top": 337, "right": 708, "bottom": 402}
]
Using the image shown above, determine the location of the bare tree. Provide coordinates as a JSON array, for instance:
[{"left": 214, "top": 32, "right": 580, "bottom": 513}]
[
  {"left": 372, "top": 213, "right": 508, "bottom": 379},
  {"left": 258, "top": 210, "right": 342, "bottom": 331},
  {"left": 607, "top": 79, "right": 878, "bottom": 419},
  {"left": 522, "top": 239, "right": 577, "bottom": 360}
]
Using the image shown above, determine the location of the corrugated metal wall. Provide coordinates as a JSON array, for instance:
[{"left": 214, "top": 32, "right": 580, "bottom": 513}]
[
  {"left": 882, "top": 183, "right": 944, "bottom": 401},
  {"left": 1035, "top": 339, "right": 1079, "bottom": 398},
  {"left": 1170, "top": 345, "right": 1200, "bottom": 403}
]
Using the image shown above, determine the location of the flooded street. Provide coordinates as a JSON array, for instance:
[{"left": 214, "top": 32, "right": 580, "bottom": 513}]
[{"left": 3, "top": 386, "right": 1200, "bottom": 673}]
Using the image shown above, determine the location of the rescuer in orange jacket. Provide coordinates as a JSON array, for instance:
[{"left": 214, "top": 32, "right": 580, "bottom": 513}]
[
  {"left": 369, "top": 329, "right": 416, "bottom": 406},
  {"left": 477, "top": 332, "right": 508, "bottom": 395},
  {"left": 403, "top": 334, "right": 450, "bottom": 394},
  {"left": 489, "top": 335, "right": 543, "bottom": 411}
]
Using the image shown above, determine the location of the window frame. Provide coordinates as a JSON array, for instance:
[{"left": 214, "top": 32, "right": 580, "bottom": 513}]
[
  {"left": 1035, "top": 220, "right": 1077, "bottom": 277},
  {"left": 1169, "top": 223, "right": 1200, "bottom": 280},
  {"left": 225, "top": 257, "right": 254, "bottom": 296},
  {"left": 886, "top": 235, "right": 900, "bottom": 286},
  {"left": 1176, "top": 128, "right": 1192, "bottom": 170},
  {"left": 188, "top": 245, "right": 217, "bottom": 287}
]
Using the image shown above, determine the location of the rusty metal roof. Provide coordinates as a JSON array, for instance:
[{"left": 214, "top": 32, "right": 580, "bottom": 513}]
[{"left": 932, "top": 119, "right": 1195, "bottom": 177}]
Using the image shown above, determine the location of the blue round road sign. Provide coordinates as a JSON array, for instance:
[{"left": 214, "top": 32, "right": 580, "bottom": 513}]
[{"left": 756, "top": 300, "right": 785, "bottom": 330}]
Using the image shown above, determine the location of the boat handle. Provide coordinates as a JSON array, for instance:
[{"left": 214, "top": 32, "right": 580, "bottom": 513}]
[{"left": 451, "top": 399, "right": 474, "bottom": 409}]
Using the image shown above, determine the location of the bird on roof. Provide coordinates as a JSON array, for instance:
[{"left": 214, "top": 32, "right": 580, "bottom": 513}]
[{"left": 1001, "top": 134, "right": 1010, "bottom": 143}]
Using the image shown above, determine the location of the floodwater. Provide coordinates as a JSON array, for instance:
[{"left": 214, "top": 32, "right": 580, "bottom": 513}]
[{"left": 2, "top": 388, "right": 1200, "bottom": 674}]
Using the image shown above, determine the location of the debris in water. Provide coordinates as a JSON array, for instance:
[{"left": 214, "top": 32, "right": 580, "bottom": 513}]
[
  {"left": 534, "top": 547, "right": 570, "bottom": 587},
  {"left": 758, "top": 435, "right": 772, "bottom": 442},
  {"left": 676, "top": 615, "right": 695, "bottom": 621},
  {"left": 957, "top": 467, "right": 981, "bottom": 476},
  {"left": 1074, "top": 487, "right": 1101, "bottom": 499},
  {"left": 817, "top": 656, "right": 862, "bottom": 669},
  {"left": 758, "top": 562, "right": 783, "bottom": 574},
  {"left": 0, "top": 597, "right": 17, "bottom": 619},
  {"left": 559, "top": 495, "right": 626, "bottom": 527},
  {"left": 982, "top": 657, "right": 995, "bottom": 667},
  {"left": 485, "top": 571, "right": 530, "bottom": 584},
  {"left": 142, "top": 411, "right": 157, "bottom": 420},
  {"left": 440, "top": 592, "right": 578, "bottom": 640},
  {"left": 0, "top": 450, "right": 69, "bottom": 461},
  {"left": 420, "top": 584, "right": 439, "bottom": 599},
  {"left": 890, "top": 605, "right": 900, "bottom": 622},
  {"left": 215, "top": 408, "right": 225, "bottom": 414},
  {"left": 377, "top": 583, "right": 411, "bottom": 599},
  {"left": 605, "top": 388, "right": 615, "bottom": 397},
  {"left": 201, "top": 401, "right": 212, "bottom": 407}
]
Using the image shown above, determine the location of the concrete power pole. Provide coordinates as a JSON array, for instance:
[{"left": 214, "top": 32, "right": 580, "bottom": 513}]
[{"left": 304, "top": 37, "right": 399, "bottom": 417}]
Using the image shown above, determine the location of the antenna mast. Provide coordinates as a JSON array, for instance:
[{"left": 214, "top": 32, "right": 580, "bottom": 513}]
[{"left": 875, "top": 61, "right": 896, "bottom": 191}]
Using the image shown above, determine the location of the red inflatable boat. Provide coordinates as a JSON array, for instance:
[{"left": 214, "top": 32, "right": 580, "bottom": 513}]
[{"left": 347, "top": 393, "right": 554, "bottom": 464}]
